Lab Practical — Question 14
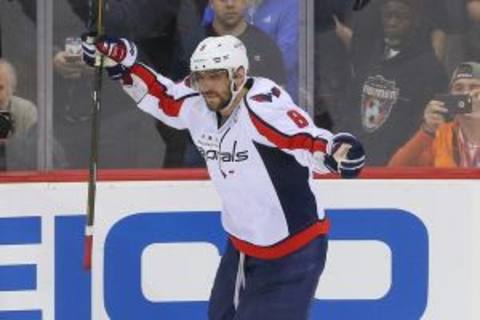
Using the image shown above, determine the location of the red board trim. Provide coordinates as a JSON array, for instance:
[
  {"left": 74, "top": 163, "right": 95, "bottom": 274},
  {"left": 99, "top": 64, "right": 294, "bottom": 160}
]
[{"left": 1, "top": 167, "right": 480, "bottom": 183}]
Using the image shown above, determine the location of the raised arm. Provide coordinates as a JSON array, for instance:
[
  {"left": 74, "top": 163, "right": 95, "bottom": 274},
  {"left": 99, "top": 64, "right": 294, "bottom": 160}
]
[{"left": 82, "top": 35, "right": 198, "bottom": 130}]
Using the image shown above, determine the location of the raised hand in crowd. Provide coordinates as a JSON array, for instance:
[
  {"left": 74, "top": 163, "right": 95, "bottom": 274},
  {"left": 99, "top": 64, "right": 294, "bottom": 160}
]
[{"left": 422, "top": 99, "right": 450, "bottom": 135}]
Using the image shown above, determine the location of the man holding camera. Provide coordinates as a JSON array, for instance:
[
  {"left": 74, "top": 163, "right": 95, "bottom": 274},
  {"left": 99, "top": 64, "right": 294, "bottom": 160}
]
[
  {"left": 389, "top": 62, "right": 480, "bottom": 168},
  {"left": 0, "top": 59, "right": 37, "bottom": 170}
]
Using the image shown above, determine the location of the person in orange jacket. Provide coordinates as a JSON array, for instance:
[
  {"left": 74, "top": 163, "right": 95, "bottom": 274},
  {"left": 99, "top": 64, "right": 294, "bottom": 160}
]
[{"left": 388, "top": 62, "right": 480, "bottom": 168}]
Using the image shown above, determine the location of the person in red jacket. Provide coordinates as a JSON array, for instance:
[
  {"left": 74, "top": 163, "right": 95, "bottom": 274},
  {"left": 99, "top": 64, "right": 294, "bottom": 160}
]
[{"left": 388, "top": 62, "right": 480, "bottom": 167}]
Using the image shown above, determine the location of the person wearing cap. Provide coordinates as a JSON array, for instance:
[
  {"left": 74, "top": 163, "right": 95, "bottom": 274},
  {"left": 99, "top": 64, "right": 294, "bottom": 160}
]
[{"left": 389, "top": 62, "right": 480, "bottom": 167}]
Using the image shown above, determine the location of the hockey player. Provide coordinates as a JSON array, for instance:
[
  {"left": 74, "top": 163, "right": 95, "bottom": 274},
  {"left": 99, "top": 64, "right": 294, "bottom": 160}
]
[{"left": 82, "top": 34, "right": 365, "bottom": 320}]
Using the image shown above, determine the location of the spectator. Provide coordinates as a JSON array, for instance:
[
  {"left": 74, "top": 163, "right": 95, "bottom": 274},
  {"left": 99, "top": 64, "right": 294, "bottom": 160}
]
[
  {"left": 341, "top": 0, "right": 449, "bottom": 66},
  {"left": 201, "top": 0, "right": 286, "bottom": 85},
  {"left": 425, "top": 0, "right": 450, "bottom": 62},
  {"left": 441, "top": 0, "right": 480, "bottom": 75},
  {"left": 51, "top": 0, "right": 164, "bottom": 169},
  {"left": 0, "top": 0, "right": 37, "bottom": 103},
  {"left": 389, "top": 62, "right": 480, "bottom": 167},
  {"left": 0, "top": 0, "right": 138, "bottom": 169},
  {"left": 0, "top": 59, "right": 37, "bottom": 170},
  {"left": 206, "top": 0, "right": 286, "bottom": 84},
  {"left": 313, "top": 0, "right": 354, "bottom": 130},
  {"left": 464, "top": 0, "right": 480, "bottom": 61},
  {"left": 245, "top": 0, "right": 299, "bottom": 101},
  {"left": 338, "top": 0, "right": 449, "bottom": 165}
]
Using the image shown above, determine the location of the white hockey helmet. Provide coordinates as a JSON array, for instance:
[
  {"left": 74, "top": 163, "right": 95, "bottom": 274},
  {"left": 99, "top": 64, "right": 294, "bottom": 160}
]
[{"left": 190, "top": 35, "right": 249, "bottom": 77}]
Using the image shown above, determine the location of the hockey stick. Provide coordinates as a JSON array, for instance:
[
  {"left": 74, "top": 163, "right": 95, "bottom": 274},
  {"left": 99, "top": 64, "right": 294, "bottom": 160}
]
[{"left": 83, "top": 0, "right": 106, "bottom": 271}]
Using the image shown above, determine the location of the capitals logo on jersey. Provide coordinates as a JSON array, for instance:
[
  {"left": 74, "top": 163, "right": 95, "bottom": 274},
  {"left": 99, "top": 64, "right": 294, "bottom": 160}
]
[
  {"left": 122, "top": 64, "right": 334, "bottom": 245},
  {"left": 196, "top": 134, "right": 249, "bottom": 163},
  {"left": 361, "top": 75, "right": 399, "bottom": 132},
  {"left": 197, "top": 141, "right": 249, "bottom": 163},
  {"left": 250, "top": 86, "right": 282, "bottom": 103}
]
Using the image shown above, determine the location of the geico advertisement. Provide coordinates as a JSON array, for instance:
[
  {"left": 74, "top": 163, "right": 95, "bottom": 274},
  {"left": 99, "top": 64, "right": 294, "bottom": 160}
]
[{"left": 0, "top": 179, "right": 479, "bottom": 319}]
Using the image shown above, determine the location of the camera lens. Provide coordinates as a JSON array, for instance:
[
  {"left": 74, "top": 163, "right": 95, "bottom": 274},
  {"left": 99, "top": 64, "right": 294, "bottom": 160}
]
[{"left": 0, "top": 112, "right": 13, "bottom": 139}]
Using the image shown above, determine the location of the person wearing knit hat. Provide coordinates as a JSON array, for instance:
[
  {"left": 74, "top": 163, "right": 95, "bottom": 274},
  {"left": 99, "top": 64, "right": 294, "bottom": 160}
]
[{"left": 389, "top": 62, "right": 480, "bottom": 167}]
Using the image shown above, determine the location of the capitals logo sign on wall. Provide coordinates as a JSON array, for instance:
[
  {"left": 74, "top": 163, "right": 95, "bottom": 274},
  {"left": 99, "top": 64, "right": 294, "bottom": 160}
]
[{"left": 0, "top": 209, "right": 428, "bottom": 320}]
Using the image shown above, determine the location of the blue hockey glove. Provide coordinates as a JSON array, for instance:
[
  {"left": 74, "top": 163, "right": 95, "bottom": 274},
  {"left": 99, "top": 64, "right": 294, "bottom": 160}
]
[{"left": 324, "top": 133, "right": 366, "bottom": 179}]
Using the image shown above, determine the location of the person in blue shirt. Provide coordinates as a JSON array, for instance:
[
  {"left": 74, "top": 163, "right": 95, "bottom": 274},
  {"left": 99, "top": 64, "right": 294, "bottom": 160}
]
[{"left": 203, "top": 0, "right": 299, "bottom": 102}]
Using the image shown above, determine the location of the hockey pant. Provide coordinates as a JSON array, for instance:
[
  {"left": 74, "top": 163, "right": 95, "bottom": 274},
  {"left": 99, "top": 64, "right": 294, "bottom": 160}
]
[{"left": 208, "top": 235, "right": 328, "bottom": 320}]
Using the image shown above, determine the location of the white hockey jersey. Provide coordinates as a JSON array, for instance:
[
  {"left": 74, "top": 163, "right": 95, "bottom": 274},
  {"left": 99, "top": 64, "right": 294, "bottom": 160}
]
[{"left": 123, "top": 63, "right": 333, "bottom": 259}]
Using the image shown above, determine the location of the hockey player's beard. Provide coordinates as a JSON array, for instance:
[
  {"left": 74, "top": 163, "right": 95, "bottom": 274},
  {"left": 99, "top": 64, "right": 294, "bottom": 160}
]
[{"left": 203, "top": 91, "right": 232, "bottom": 112}]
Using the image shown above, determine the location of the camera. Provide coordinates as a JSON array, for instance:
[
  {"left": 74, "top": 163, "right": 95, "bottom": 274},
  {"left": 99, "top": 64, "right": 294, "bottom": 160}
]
[
  {"left": 434, "top": 94, "right": 473, "bottom": 121},
  {"left": 0, "top": 111, "right": 14, "bottom": 139}
]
